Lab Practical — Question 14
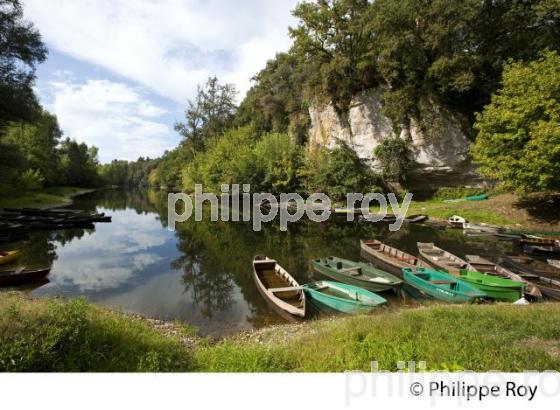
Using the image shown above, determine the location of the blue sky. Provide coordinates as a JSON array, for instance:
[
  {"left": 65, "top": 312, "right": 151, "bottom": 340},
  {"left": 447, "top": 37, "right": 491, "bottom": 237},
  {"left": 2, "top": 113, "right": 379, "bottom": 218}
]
[{"left": 25, "top": 0, "right": 299, "bottom": 163}]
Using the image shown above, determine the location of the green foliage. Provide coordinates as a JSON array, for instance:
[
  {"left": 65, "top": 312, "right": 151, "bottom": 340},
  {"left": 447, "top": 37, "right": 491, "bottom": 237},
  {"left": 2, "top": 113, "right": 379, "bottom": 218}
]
[
  {"left": 235, "top": 52, "right": 311, "bottom": 143},
  {"left": 253, "top": 133, "right": 303, "bottom": 192},
  {"left": 58, "top": 138, "right": 101, "bottom": 188},
  {"left": 290, "top": 0, "right": 378, "bottom": 115},
  {"left": 472, "top": 51, "right": 560, "bottom": 192},
  {"left": 99, "top": 157, "right": 159, "bottom": 187},
  {"left": 0, "top": 295, "right": 192, "bottom": 372},
  {"left": 181, "top": 126, "right": 303, "bottom": 193},
  {"left": 0, "top": 0, "right": 48, "bottom": 124},
  {"left": 373, "top": 137, "right": 411, "bottom": 182},
  {"left": 302, "top": 141, "right": 380, "bottom": 200},
  {"left": 175, "top": 76, "right": 237, "bottom": 152},
  {"left": 18, "top": 168, "right": 44, "bottom": 191}
]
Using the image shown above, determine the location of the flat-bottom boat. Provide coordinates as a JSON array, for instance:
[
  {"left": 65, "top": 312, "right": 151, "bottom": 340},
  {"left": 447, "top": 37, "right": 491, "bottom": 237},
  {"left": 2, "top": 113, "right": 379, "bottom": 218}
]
[
  {"left": 0, "top": 250, "right": 19, "bottom": 266},
  {"left": 458, "top": 270, "right": 525, "bottom": 302},
  {"left": 403, "top": 268, "right": 486, "bottom": 303},
  {"left": 0, "top": 267, "right": 51, "bottom": 287},
  {"left": 303, "top": 281, "right": 386, "bottom": 314},
  {"left": 360, "top": 240, "right": 431, "bottom": 277},
  {"left": 312, "top": 256, "right": 402, "bottom": 292},
  {"left": 252, "top": 256, "right": 305, "bottom": 319},
  {"left": 466, "top": 255, "right": 542, "bottom": 299}
]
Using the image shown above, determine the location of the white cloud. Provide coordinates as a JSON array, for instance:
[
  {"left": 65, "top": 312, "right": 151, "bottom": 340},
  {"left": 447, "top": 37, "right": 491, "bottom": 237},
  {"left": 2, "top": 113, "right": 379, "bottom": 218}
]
[
  {"left": 25, "top": 0, "right": 300, "bottom": 103},
  {"left": 49, "top": 78, "right": 177, "bottom": 162}
]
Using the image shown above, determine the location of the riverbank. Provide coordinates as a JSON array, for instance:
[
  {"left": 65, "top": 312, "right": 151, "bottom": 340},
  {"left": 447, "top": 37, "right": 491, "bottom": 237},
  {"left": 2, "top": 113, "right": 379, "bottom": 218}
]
[
  {"left": 406, "top": 193, "right": 560, "bottom": 232},
  {"left": 0, "top": 187, "right": 97, "bottom": 209},
  {"left": 1, "top": 293, "right": 559, "bottom": 372}
]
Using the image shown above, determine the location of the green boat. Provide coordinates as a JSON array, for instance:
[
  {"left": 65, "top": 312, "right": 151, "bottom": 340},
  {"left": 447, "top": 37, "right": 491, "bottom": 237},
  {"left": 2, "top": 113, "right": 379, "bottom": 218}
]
[
  {"left": 402, "top": 267, "right": 486, "bottom": 303},
  {"left": 458, "top": 270, "right": 526, "bottom": 302},
  {"left": 303, "top": 281, "right": 387, "bottom": 314},
  {"left": 312, "top": 257, "right": 403, "bottom": 292},
  {"left": 465, "top": 194, "right": 489, "bottom": 201}
]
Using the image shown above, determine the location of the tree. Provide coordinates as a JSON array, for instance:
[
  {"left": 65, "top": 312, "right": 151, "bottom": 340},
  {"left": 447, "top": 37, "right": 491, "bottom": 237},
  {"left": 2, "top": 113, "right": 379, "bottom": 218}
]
[
  {"left": 59, "top": 138, "right": 101, "bottom": 187},
  {"left": 3, "top": 109, "right": 63, "bottom": 185},
  {"left": 471, "top": 51, "right": 560, "bottom": 192},
  {"left": 0, "top": 0, "right": 48, "bottom": 124},
  {"left": 290, "top": 0, "right": 378, "bottom": 115},
  {"left": 374, "top": 137, "right": 411, "bottom": 183},
  {"left": 174, "top": 77, "right": 237, "bottom": 152}
]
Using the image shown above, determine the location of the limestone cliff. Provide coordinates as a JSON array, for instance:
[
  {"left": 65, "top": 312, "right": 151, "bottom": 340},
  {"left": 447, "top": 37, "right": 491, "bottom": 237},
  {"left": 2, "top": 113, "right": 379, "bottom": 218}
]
[{"left": 308, "top": 88, "right": 483, "bottom": 188}]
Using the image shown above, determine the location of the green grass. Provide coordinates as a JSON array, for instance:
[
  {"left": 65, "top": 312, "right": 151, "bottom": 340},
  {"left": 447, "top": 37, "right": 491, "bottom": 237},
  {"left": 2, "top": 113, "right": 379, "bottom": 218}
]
[
  {"left": 405, "top": 199, "right": 515, "bottom": 225},
  {"left": 0, "top": 187, "right": 90, "bottom": 209},
  {"left": 2, "top": 294, "right": 559, "bottom": 372},
  {"left": 0, "top": 294, "right": 192, "bottom": 371},
  {"left": 193, "top": 304, "right": 560, "bottom": 372}
]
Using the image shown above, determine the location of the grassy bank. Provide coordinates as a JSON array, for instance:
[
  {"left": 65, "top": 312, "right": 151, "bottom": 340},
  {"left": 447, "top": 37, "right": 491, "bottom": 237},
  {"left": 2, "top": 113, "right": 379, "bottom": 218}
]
[
  {"left": 1, "top": 293, "right": 560, "bottom": 372},
  {"left": 405, "top": 193, "right": 560, "bottom": 231},
  {"left": 0, "top": 187, "right": 95, "bottom": 209}
]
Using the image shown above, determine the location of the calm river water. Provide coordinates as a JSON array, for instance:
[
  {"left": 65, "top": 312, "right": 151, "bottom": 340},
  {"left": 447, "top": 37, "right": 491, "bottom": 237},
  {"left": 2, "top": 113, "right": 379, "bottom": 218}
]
[{"left": 4, "top": 189, "right": 519, "bottom": 335}]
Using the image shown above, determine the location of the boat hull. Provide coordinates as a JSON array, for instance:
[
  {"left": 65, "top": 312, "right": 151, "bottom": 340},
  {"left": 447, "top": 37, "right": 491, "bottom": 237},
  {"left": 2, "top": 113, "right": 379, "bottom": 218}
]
[
  {"left": 403, "top": 268, "right": 486, "bottom": 303},
  {"left": 303, "top": 281, "right": 386, "bottom": 314},
  {"left": 458, "top": 271, "right": 524, "bottom": 302},
  {"left": 0, "top": 268, "right": 50, "bottom": 287},
  {"left": 312, "top": 257, "right": 401, "bottom": 292}
]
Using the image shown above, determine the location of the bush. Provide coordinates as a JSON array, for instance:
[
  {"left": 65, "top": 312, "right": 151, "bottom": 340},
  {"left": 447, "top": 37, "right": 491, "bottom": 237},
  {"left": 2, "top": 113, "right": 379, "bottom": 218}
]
[
  {"left": 18, "top": 169, "right": 44, "bottom": 191},
  {"left": 301, "top": 141, "right": 381, "bottom": 200},
  {"left": 373, "top": 137, "right": 411, "bottom": 182}
]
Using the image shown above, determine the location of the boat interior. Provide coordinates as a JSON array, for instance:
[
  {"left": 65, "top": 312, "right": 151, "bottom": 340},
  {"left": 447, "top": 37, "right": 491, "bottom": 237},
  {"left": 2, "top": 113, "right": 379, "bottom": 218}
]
[{"left": 254, "top": 260, "right": 303, "bottom": 307}]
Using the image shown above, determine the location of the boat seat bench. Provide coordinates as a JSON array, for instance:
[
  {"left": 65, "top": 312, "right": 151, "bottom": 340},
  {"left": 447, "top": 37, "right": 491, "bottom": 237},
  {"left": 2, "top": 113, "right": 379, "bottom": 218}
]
[
  {"left": 430, "top": 280, "right": 457, "bottom": 285},
  {"left": 269, "top": 286, "right": 303, "bottom": 293}
]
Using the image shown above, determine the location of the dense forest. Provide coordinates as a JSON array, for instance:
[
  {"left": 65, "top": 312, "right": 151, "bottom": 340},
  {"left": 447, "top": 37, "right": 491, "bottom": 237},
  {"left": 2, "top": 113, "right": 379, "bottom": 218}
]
[
  {"left": 2, "top": 0, "right": 559, "bottom": 197},
  {"left": 146, "top": 0, "right": 560, "bottom": 194}
]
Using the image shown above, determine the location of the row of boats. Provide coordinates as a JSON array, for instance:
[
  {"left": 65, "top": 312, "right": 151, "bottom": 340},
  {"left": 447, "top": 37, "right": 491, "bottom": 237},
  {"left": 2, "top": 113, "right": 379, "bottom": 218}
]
[{"left": 252, "top": 239, "right": 560, "bottom": 319}]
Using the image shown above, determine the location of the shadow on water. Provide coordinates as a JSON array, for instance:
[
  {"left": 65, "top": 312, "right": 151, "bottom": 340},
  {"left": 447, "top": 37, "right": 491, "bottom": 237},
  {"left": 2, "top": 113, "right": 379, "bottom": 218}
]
[{"left": 1, "top": 189, "right": 520, "bottom": 336}]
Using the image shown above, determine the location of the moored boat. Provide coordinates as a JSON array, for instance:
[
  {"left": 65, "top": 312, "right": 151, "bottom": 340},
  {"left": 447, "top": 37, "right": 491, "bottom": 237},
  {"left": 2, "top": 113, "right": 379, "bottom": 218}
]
[
  {"left": 402, "top": 267, "right": 486, "bottom": 303},
  {"left": 417, "top": 243, "right": 471, "bottom": 275},
  {"left": 548, "top": 260, "right": 560, "bottom": 270},
  {"left": 0, "top": 267, "right": 51, "bottom": 287},
  {"left": 311, "top": 256, "right": 402, "bottom": 292},
  {"left": 0, "top": 250, "right": 19, "bottom": 266},
  {"left": 465, "top": 255, "right": 542, "bottom": 299},
  {"left": 500, "top": 256, "right": 560, "bottom": 300},
  {"left": 252, "top": 256, "right": 305, "bottom": 318},
  {"left": 360, "top": 240, "right": 430, "bottom": 277},
  {"left": 458, "top": 270, "right": 526, "bottom": 302},
  {"left": 465, "top": 194, "right": 489, "bottom": 201},
  {"left": 303, "top": 281, "right": 387, "bottom": 314},
  {"left": 448, "top": 215, "right": 466, "bottom": 228}
]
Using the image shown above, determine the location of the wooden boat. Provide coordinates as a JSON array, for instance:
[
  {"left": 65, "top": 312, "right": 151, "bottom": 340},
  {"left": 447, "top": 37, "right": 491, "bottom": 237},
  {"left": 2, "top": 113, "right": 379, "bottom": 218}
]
[
  {"left": 403, "top": 215, "right": 428, "bottom": 224},
  {"left": 448, "top": 215, "right": 466, "bottom": 228},
  {"left": 252, "top": 256, "right": 305, "bottom": 318},
  {"left": 0, "top": 267, "right": 51, "bottom": 287},
  {"left": 0, "top": 250, "right": 19, "bottom": 266},
  {"left": 303, "top": 281, "right": 386, "bottom": 314},
  {"left": 311, "top": 256, "right": 402, "bottom": 292},
  {"left": 548, "top": 260, "right": 560, "bottom": 269},
  {"left": 417, "top": 243, "right": 471, "bottom": 275},
  {"left": 465, "top": 255, "right": 542, "bottom": 299},
  {"left": 500, "top": 256, "right": 560, "bottom": 300},
  {"left": 523, "top": 244, "right": 560, "bottom": 255},
  {"left": 463, "top": 223, "right": 500, "bottom": 234},
  {"left": 360, "top": 240, "right": 431, "bottom": 277},
  {"left": 402, "top": 267, "right": 486, "bottom": 303},
  {"left": 458, "top": 270, "right": 525, "bottom": 302},
  {"left": 520, "top": 237, "right": 559, "bottom": 247}
]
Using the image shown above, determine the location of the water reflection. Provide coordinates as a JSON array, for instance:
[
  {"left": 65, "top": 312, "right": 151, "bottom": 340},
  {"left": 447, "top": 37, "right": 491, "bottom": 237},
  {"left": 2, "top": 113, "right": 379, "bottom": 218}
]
[{"left": 0, "top": 189, "right": 519, "bottom": 335}]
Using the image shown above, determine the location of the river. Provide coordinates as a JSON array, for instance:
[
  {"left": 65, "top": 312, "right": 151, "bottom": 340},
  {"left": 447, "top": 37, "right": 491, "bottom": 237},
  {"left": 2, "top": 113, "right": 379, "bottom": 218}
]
[{"left": 5, "top": 189, "right": 517, "bottom": 336}]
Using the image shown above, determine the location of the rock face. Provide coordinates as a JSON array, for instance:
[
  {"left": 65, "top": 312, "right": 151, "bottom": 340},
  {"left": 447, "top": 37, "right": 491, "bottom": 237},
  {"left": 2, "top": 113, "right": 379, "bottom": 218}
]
[{"left": 308, "top": 88, "right": 483, "bottom": 188}]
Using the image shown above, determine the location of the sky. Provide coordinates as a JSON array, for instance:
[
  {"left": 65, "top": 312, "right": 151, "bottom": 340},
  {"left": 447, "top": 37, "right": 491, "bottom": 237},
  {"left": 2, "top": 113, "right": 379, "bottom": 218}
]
[{"left": 25, "top": 0, "right": 300, "bottom": 163}]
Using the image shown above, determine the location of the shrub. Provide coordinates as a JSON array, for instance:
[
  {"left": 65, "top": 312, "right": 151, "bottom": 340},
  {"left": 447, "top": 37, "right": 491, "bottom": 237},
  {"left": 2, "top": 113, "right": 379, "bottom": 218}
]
[
  {"left": 18, "top": 169, "right": 44, "bottom": 191},
  {"left": 373, "top": 137, "right": 411, "bottom": 182}
]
